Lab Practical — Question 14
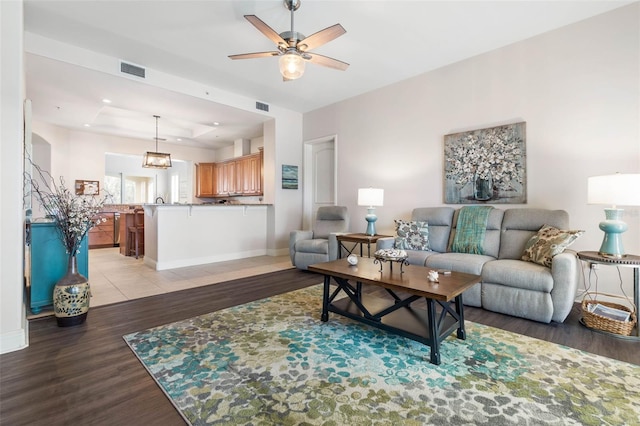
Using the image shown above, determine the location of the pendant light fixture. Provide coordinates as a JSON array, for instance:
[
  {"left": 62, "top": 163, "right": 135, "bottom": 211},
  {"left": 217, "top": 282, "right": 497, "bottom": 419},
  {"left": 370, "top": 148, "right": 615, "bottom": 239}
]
[{"left": 142, "top": 115, "right": 172, "bottom": 169}]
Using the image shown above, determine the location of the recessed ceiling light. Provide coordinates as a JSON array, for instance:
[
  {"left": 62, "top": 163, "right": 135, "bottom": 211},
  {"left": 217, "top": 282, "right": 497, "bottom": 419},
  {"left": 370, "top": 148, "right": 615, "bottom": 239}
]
[
  {"left": 102, "top": 99, "right": 111, "bottom": 104},
  {"left": 213, "top": 122, "right": 220, "bottom": 126},
  {"left": 84, "top": 123, "right": 91, "bottom": 127},
  {"left": 177, "top": 138, "right": 182, "bottom": 142}
]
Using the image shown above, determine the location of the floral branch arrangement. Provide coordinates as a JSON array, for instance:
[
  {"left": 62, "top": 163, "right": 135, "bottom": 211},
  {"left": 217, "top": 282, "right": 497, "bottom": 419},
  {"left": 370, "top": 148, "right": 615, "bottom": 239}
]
[
  {"left": 28, "top": 162, "right": 108, "bottom": 255},
  {"left": 445, "top": 125, "right": 524, "bottom": 191}
]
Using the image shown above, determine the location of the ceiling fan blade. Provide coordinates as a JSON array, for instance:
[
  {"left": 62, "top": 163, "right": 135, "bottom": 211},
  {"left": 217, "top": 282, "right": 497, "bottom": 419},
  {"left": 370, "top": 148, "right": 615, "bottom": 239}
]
[
  {"left": 305, "top": 53, "right": 349, "bottom": 71},
  {"left": 244, "top": 15, "right": 288, "bottom": 48},
  {"left": 229, "top": 51, "right": 280, "bottom": 60},
  {"left": 297, "top": 24, "right": 346, "bottom": 52}
]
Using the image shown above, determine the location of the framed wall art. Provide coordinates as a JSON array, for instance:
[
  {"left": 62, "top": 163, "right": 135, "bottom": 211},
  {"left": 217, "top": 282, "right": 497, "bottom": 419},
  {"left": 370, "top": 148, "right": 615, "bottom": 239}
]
[
  {"left": 282, "top": 165, "right": 298, "bottom": 190},
  {"left": 444, "top": 122, "right": 526, "bottom": 204},
  {"left": 75, "top": 180, "right": 100, "bottom": 196}
]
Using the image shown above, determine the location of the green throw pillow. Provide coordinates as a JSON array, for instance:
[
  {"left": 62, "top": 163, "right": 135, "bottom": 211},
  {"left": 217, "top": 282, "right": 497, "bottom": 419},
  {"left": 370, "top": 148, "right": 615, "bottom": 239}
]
[
  {"left": 394, "top": 220, "right": 429, "bottom": 251},
  {"left": 521, "top": 224, "right": 584, "bottom": 267}
]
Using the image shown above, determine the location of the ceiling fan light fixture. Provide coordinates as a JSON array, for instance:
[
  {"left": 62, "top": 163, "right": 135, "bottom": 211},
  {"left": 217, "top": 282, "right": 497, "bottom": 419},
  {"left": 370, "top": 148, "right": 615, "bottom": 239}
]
[{"left": 279, "top": 51, "right": 305, "bottom": 80}]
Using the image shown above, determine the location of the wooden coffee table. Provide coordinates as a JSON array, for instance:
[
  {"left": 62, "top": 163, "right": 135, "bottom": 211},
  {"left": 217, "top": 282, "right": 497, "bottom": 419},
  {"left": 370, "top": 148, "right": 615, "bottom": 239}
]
[{"left": 308, "top": 257, "right": 481, "bottom": 365}]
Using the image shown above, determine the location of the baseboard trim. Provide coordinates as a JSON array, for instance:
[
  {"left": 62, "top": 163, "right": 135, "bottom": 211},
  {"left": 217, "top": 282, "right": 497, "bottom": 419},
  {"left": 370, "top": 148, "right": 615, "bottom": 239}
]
[{"left": 0, "top": 323, "right": 29, "bottom": 354}]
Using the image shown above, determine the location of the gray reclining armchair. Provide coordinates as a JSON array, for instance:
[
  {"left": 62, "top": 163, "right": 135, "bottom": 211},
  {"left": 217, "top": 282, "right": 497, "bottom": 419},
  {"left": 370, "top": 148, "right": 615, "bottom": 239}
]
[{"left": 290, "top": 206, "right": 350, "bottom": 270}]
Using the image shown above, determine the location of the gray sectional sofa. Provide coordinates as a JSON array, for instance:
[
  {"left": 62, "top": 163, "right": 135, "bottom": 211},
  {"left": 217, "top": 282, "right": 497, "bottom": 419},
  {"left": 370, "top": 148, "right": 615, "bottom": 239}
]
[{"left": 376, "top": 207, "right": 581, "bottom": 323}]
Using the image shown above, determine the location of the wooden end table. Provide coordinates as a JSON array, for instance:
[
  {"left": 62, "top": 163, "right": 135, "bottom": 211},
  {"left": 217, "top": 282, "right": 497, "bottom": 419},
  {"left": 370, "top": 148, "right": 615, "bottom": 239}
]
[
  {"left": 336, "top": 233, "right": 392, "bottom": 258},
  {"left": 577, "top": 251, "right": 640, "bottom": 340},
  {"left": 308, "top": 257, "right": 481, "bottom": 365}
]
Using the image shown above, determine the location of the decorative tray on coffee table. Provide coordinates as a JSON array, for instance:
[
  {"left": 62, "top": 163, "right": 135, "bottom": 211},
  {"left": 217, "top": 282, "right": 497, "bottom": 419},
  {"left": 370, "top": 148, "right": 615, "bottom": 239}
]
[{"left": 373, "top": 249, "right": 409, "bottom": 273}]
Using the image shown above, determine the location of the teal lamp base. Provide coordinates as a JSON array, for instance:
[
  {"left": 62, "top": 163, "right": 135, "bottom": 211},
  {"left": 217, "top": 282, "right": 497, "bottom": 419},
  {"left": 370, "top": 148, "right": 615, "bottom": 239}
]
[
  {"left": 598, "top": 208, "right": 628, "bottom": 258},
  {"left": 365, "top": 208, "right": 378, "bottom": 236}
]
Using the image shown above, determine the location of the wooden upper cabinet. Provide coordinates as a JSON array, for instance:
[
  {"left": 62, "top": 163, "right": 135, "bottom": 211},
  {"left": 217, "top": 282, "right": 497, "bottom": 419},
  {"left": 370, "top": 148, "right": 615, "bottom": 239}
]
[
  {"left": 195, "top": 163, "right": 215, "bottom": 197},
  {"left": 216, "top": 161, "right": 236, "bottom": 195},
  {"left": 197, "top": 151, "right": 263, "bottom": 198},
  {"left": 242, "top": 153, "right": 263, "bottom": 195}
]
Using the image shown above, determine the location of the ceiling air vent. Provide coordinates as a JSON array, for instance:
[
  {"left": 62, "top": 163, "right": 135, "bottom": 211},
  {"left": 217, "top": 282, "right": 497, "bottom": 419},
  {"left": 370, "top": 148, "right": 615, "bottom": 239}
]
[
  {"left": 256, "top": 101, "right": 269, "bottom": 112},
  {"left": 120, "top": 61, "right": 146, "bottom": 78}
]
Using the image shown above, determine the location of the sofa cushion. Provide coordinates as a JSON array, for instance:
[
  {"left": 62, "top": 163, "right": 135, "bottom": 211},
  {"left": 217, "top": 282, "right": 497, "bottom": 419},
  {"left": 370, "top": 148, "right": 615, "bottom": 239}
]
[
  {"left": 394, "top": 220, "right": 429, "bottom": 251},
  {"left": 411, "top": 207, "right": 455, "bottom": 253},
  {"left": 521, "top": 225, "right": 584, "bottom": 267},
  {"left": 425, "top": 252, "right": 494, "bottom": 276},
  {"left": 295, "top": 238, "right": 329, "bottom": 254},
  {"left": 482, "top": 259, "right": 554, "bottom": 293},
  {"left": 499, "top": 209, "right": 569, "bottom": 260},
  {"left": 405, "top": 250, "right": 439, "bottom": 267}
]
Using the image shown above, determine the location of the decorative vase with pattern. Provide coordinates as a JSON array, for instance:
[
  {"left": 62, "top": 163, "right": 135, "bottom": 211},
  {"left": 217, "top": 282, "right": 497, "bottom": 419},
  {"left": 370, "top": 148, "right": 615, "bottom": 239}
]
[
  {"left": 53, "top": 254, "right": 90, "bottom": 327},
  {"left": 474, "top": 171, "right": 493, "bottom": 201}
]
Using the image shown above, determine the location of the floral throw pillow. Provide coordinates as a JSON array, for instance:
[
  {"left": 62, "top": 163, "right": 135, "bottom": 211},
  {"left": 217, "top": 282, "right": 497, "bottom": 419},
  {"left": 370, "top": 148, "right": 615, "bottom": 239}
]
[
  {"left": 521, "top": 224, "right": 584, "bottom": 267},
  {"left": 394, "top": 220, "right": 430, "bottom": 251}
]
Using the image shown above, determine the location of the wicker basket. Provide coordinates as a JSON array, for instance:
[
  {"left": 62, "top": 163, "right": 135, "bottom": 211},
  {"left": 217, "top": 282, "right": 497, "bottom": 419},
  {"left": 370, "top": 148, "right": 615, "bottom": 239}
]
[{"left": 581, "top": 292, "right": 637, "bottom": 336}]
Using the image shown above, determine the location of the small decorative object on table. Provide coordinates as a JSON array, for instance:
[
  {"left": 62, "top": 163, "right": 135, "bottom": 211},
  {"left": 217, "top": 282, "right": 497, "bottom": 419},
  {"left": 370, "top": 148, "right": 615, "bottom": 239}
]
[
  {"left": 29, "top": 163, "right": 107, "bottom": 326},
  {"left": 373, "top": 249, "right": 409, "bottom": 273},
  {"left": 428, "top": 270, "right": 439, "bottom": 283},
  {"left": 347, "top": 254, "right": 358, "bottom": 266}
]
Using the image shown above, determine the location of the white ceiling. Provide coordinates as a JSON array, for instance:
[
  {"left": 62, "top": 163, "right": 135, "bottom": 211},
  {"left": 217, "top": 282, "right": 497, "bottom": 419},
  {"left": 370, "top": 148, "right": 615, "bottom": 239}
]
[{"left": 23, "top": 0, "right": 633, "bottom": 150}]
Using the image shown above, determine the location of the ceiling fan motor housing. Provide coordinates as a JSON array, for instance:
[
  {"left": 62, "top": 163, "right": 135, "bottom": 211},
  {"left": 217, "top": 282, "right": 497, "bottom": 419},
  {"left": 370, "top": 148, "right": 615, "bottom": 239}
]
[{"left": 279, "top": 31, "right": 306, "bottom": 50}]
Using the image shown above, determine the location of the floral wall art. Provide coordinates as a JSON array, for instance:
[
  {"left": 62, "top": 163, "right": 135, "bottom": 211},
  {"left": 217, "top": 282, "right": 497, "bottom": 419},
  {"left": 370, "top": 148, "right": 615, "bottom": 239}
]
[{"left": 444, "top": 122, "right": 526, "bottom": 204}]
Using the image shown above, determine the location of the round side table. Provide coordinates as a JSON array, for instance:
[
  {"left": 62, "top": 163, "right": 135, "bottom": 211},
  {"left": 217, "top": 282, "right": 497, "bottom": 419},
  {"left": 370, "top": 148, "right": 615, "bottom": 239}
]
[{"left": 577, "top": 251, "right": 640, "bottom": 340}]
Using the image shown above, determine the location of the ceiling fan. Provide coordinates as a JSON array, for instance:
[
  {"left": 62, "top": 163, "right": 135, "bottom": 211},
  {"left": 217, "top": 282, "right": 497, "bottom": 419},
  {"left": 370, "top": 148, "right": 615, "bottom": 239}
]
[{"left": 229, "top": 0, "right": 349, "bottom": 81}]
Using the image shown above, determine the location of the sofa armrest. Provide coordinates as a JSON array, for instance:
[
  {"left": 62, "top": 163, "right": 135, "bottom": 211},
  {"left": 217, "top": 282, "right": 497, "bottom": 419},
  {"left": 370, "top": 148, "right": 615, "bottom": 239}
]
[
  {"left": 550, "top": 251, "right": 581, "bottom": 322},
  {"left": 376, "top": 237, "right": 395, "bottom": 251},
  {"left": 289, "top": 230, "right": 314, "bottom": 263}
]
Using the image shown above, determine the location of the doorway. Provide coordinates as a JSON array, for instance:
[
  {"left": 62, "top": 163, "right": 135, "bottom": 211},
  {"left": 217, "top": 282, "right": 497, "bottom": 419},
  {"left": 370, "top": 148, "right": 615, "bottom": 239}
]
[{"left": 302, "top": 135, "right": 337, "bottom": 230}]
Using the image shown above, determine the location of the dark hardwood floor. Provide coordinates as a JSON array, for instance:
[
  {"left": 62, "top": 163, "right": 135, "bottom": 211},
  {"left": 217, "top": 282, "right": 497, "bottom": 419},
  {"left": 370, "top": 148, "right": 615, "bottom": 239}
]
[{"left": 1, "top": 269, "right": 638, "bottom": 425}]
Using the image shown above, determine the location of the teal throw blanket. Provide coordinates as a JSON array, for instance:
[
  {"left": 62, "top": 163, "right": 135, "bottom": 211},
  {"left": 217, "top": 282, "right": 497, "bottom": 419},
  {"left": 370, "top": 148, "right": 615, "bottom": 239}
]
[{"left": 451, "top": 206, "right": 494, "bottom": 255}]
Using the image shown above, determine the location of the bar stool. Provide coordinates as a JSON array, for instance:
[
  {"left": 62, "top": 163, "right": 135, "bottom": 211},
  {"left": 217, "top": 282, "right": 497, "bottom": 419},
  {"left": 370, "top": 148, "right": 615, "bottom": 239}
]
[{"left": 127, "top": 209, "right": 144, "bottom": 259}]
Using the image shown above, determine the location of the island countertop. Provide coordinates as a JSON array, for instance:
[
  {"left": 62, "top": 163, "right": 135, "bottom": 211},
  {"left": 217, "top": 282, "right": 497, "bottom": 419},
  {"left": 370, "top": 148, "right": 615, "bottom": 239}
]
[{"left": 141, "top": 203, "right": 269, "bottom": 270}]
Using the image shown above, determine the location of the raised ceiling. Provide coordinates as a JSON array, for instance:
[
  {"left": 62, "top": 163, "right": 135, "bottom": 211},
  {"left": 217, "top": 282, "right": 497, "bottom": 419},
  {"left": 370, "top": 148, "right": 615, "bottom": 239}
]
[{"left": 23, "top": 0, "right": 632, "bottom": 149}]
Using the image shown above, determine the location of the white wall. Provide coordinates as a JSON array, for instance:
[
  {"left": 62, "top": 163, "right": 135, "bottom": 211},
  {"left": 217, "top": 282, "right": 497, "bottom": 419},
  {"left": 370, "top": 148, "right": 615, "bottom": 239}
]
[
  {"left": 1, "top": 0, "right": 28, "bottom": 354},
  {"left": 303, "top": 4, "right": 640, "bottom": 297},
  {"left": 31, "top": 122, "right": 219, "bottom": 203}
]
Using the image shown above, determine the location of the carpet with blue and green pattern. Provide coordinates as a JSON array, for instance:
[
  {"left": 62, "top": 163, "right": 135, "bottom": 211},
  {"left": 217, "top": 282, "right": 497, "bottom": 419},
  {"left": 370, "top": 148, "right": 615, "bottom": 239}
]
[{"left": 123, "top": 285, "right": 639, "bottom": 425}]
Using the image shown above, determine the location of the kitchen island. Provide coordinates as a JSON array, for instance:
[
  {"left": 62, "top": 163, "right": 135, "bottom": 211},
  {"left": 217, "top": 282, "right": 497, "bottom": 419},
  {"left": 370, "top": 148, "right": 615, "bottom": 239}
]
[{"left": 142, "top": 204, "right": 269, "bottom": 271}]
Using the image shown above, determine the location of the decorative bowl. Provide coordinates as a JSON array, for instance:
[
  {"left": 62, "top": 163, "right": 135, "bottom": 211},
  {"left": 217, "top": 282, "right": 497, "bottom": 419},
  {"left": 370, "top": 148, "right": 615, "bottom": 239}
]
[{"left": 373, "top": 249, "right": 408, "bottom": 262}]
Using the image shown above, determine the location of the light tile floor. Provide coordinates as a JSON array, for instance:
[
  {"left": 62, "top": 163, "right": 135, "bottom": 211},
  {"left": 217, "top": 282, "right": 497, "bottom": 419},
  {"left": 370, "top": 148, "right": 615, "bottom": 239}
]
[
  {"left": 89, "top": 248, "right": 294, "bottom": 307},
  {"left": 28, "top": 248, "right": 293, "bottom": 318}
]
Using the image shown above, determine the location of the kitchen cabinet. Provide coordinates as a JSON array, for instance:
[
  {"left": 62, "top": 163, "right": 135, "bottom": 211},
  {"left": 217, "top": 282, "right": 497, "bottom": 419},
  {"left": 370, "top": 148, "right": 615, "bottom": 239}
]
[
  {"left": 216, "top": 161, "right": 237, "bottom": 195},
  {"left": 196, "top": 151, "right": 263, "bottom": 198},
  {"left": 29, "top": 222, "right": 89, "bottom": 314},
  {"left": 195, "top": 163, "right": 215, "bottom": 197},
  {"left": 238, "top": 152, "right": 262, "bottom": 195},
  {"left": 88, "top": 212, "right": 116, "bottom": 248}
]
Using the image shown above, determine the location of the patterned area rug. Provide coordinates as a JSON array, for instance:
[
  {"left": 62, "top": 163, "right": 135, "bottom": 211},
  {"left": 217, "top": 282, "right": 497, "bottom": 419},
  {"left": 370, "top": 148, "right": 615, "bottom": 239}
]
[{"left": 124, "top": 285, "right": 640, "bottom": 425}]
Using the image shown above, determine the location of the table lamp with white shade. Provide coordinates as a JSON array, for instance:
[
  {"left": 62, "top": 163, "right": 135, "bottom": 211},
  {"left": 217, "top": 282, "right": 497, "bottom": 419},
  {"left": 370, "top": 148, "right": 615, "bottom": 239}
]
[
  {"left": 587, "top": 173, "right": 640, "bottom": 258},
  {"left": 358, "top": 188, "right": 384, "bottom": 236}
]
